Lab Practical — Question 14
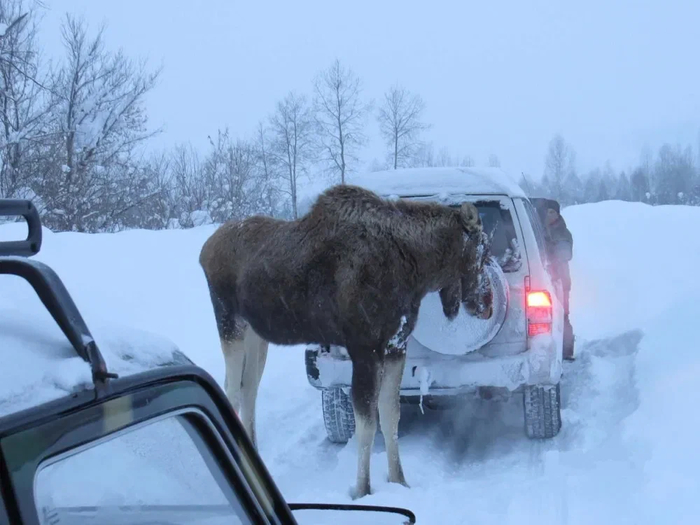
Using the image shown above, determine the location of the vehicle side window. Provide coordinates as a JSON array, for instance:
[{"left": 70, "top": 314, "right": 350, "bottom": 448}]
[
  {"left": 34, "top": 414, "right": 253, "bottom": 525},
  {"left": 521, "top": 198, "right": 549, "bottom": 267}
]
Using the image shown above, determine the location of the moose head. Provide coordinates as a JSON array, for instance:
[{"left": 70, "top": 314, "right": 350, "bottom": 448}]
[{"left": 438, "top": 202, "right": 495, "bottom": 322}]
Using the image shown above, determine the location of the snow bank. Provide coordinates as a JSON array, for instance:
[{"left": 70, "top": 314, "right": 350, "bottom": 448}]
[
  {"left": 1, "top": 200, "right": 700, "bottom": 524},
  {"left": 565, "top": 201, "right": 700, "bottom": 339},
  {"left": 619, "top": 292, "right": 700, "bottom": 523}
]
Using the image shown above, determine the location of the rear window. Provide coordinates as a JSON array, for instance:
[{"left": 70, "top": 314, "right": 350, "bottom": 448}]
[
  {"left": 402, "top": 195, "right": 522, "bottom": 273},
  {"left": 449, "top": 200, "right": 522, "bottom": 273},
  {"left": 475, "top": 200, "right": 522, "bottom": 272}
]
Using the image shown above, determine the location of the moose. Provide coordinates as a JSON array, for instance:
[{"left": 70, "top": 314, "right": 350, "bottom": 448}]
[{"left": 199, "top": 184, "right": 494, "bottom": 499}]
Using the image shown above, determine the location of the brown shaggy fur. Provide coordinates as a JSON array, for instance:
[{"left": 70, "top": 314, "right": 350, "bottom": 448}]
[{"left": 199, "top": 184, "right": 493, "bottom": 498}]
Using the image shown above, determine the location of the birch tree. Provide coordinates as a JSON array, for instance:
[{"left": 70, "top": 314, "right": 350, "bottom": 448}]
[
  {"left": 269, "top": 91, "right": 314, "bottom": 219},
  {"left": 377, "top": 84, "right": 429, "bottom": 169},
  {"left": 313, "top": 59, "right": 368, "bottom": 183}
]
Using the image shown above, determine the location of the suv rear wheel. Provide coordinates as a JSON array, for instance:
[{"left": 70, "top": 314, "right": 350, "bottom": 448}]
[
  {"left": 321, "top": 387, "right": 355, "bottom": 443},
  {"left": 523, "top": 383, "right": 562, "bottom": 439}
]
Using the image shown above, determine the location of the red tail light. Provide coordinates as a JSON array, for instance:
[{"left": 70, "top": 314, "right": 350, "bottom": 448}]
[
  {"left": 527, "top": 291, "right": 552, "bottom": 309},
  {"left": 526, "top": 289, "right": 552, "bottom": 337}
]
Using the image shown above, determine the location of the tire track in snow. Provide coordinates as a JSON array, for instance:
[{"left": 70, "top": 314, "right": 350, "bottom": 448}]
[{"left": 262, "top": 330, "right": 646, "bottom": 523}]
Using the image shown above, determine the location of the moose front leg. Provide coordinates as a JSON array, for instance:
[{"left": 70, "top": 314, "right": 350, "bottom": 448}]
[
  {"left": 349, "top": 351, "right": 382, "bottom": 499},
  {"left": 378, "top": 350, "right": 408, "bottom": 487},
  {"left": 379, "top": 309, "right": 417, "bottom": 488}
]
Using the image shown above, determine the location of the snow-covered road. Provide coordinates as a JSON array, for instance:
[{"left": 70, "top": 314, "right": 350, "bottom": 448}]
[{"left": 2, "top": 200, "right": 699, "bottom": 524}]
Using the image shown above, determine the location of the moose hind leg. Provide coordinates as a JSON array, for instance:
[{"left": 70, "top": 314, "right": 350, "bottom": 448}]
[
  {"left": 209, "top": 285, "right": 246, "bottom": 414},
  {"left": 239, "top": 325, "right": 269, "bottom": 449},
  {"left": 221, "top": 335, "right": 246, "bottom": 415},
  {"left": 350, "top": 353, "right": 382, "bottom": 499},
  {"left": 378, "top": 351, "right": 408, "bottom": 487}
]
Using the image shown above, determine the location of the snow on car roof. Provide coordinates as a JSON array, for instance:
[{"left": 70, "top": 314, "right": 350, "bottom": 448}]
[{"left": 298, "top": 167, "right": 525, "bottom": 216}]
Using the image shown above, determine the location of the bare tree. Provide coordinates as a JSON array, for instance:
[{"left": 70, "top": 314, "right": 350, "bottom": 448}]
[
  {"left": 412, "top": 143, "right": 461, "bottom": 168},
  {"left": 40, "top": 14, "right": 161, "bottom": 231},
  {"left": 616, "top": 171, "right": 631, "bottom": 201},
  {"left": 377, "top": 84, "right": 429, "bottom": 169},
  {"left": 460, "top": 155, "right": 475, "bottom": 167},
  {"left": 411, "top": 141, "right": 435, "bottom": 167},
  {"left": 254, "top": 121, "right": 286, "bottom": 217},
  {"left": 129, "top": 150, "right": 173, "bottom": 230},
  {"left": 0, "top": 1, "right": 51, "bottom": 199},
  {"left": 544, "top": 134, "right": 575, "bottom": 201},
  {"left": 436, "top": 146, "right": 454, "bottom": 167},
  {"left": 597, "top": 178, "right": 609, "bottom": 201},
  {"left": 313, "top": 59, "right": 369, "bottom": 183},
  {"left": 518, "top": 172, "right": 539, "bottom": 196},
  {"left": 368, "top": 157, "right": 388, "bottom": 172},
  {"left": 563, "top": 170, "right": 583, "bottom": 204},
  {"left": 630, "top": 166, "right": 650, "bottom": 202},
  {"left": 269, "top": 91, "right": 314, "bottom": 219},
  {"left": 255, "top": 121, "right": 275, "bottom": 182},
  {"left": 169, "top": 142, "right": 209, "bottom": 227},
  {"left": 653, "top": 143, "right": 695, "bottom": 204},
  {"left": 488, "top": 154, "right": 501, "bottom": 168},
  {"left": 204, "top": 128, "right": 275, "bottom": 222}
]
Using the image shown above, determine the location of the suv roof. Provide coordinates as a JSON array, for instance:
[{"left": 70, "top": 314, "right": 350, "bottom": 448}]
[{"left": 298, "top": 166, "right": 526, "bottom": 215}]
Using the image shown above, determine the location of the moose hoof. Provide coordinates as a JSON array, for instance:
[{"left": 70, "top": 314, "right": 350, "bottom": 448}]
[
  {"left": 387, "top": 477, "right": 410, "bottom": 489},
  {"left": 350, "top": 483, "right": 372, "bottom": 500}
]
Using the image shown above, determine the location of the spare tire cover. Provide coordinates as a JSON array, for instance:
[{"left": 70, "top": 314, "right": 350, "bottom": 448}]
[{"left": 411, "top": 260, "right": 509, "bottom": 355}]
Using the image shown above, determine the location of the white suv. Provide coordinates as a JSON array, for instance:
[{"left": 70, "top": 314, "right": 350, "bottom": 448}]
[{"left": 301, "top": 167, "right": 565, "bottom": 443}]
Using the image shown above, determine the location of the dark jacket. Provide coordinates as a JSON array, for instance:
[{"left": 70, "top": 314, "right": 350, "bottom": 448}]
[{"left": 545, "top": 215, "right": 573, "bottom": 290}]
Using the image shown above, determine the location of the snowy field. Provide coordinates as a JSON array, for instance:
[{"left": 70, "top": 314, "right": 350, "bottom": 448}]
[{"left": 1, "top": 200, "right": 700, "bottom": 524}]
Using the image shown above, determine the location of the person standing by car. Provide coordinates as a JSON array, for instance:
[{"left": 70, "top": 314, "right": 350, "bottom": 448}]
[{"left": 534, "top": 198, "right": 575, "bottom": 361}]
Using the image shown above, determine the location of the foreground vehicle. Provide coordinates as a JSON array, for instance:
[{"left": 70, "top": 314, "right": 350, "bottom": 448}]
[
  {"left": 303, "top": 167, "right": 566, "bottom": 443},
  {"left": 0, "top": 199, "right": 415, "bottom": 525}
]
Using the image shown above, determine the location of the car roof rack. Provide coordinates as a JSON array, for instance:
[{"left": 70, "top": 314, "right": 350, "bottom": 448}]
[{"left": 0, "top": 199, "right": 118, "bottom": 393}]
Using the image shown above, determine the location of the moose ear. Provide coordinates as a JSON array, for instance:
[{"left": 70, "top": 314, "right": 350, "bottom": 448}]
[{"left": 459, "top": 202, "right": 482, "bottom": 236}]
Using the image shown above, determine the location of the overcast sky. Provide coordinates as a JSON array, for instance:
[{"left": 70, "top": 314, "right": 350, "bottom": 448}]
[{"left": 37, "top": 0, "right": 700, "bottom": 179}]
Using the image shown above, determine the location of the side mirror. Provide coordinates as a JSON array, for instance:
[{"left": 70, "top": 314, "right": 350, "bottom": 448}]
[{"left": 290, "top": 503, "right": 416, "bottom": 524}]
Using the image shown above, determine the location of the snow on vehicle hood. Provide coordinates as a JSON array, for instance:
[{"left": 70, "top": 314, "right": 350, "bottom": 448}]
[
  {"left": 0, "top": 304, "right": 189, "bottom": 418},
  {"left": 0, "top": 223, "right": 194, "bottom": 419}
]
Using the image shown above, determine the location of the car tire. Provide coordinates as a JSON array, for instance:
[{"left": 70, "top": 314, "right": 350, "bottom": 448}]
[
  {"left": 523, "top": 383, "right": 562, "bottom": 439},
  {"left": 321, "top": 387, "right": 355, "bottom": 443}
]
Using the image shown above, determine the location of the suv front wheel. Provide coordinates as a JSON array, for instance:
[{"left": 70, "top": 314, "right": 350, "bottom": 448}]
[{"left": 523, "top": 383, "right": 562, "bottom": 439}]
